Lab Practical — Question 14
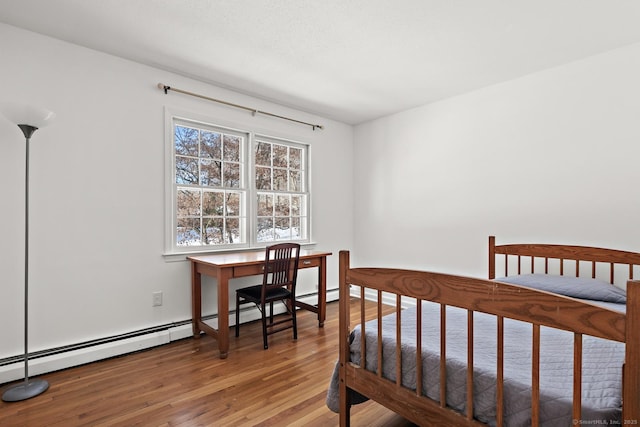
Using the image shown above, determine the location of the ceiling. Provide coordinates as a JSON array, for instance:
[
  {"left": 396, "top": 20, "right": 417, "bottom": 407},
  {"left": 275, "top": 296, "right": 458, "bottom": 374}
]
[{"left": 2, "top": 0, "right": 640, "bottom": 125}]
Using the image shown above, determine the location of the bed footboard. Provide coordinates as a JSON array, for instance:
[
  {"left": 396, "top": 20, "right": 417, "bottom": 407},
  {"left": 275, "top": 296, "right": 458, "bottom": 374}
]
[{"left": 337, "top": 249, "right": 640, "bottom": 426}]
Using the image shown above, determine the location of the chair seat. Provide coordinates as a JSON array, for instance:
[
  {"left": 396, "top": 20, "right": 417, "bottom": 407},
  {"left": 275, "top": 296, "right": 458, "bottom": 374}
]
[{"left": 237, "top": 284, "right": 291, "bottom": 302}]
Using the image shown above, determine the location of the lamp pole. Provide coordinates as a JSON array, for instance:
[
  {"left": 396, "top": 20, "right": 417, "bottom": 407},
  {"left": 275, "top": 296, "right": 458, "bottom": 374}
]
[{"left": 2, "top": 124, "right": 50, "bottom": 402}]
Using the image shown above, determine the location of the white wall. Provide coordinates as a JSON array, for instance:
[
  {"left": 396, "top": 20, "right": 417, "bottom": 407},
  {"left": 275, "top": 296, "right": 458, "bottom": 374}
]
[
  {"left": 0, "top": 23, "right": 353, "bottom": 362},
  {"left": 352, "top": 43, "right": 640, "bottom": 277}
]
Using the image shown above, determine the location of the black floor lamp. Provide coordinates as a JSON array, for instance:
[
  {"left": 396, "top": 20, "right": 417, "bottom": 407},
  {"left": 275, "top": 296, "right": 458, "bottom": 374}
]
[{"left": 1, "top": 104, "right": 55, "bottom": 402}]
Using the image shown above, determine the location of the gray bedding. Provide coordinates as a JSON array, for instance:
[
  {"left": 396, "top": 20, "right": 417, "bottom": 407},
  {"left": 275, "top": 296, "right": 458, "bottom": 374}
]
[{"left": 326, "top": 276, "right": 626, "bottom": 426}]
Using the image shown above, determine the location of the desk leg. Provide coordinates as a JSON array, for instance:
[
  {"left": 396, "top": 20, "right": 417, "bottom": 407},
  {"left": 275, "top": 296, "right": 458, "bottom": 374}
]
[
  {"left": 318, "top": 256, "right": 327, "bottom": 327},
  {"left": 217, "top": 268, "right": 231, "bottom": 359},
  {"left": 191, "top": 262, "right": 202, "bottom": 338}
]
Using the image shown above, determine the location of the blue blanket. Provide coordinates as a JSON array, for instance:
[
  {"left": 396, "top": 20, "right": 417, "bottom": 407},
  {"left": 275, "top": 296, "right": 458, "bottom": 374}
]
[{"left": 326, "top": 279, "right": 625, "bottom": 426}]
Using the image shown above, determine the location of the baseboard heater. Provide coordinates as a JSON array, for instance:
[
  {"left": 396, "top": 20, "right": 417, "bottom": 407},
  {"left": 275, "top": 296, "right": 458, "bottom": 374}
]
[
  {"left": 0, "top": 289, "right": 338, "bottom": 385},
  {"left": 0, "top": 320, "right": 195, "bottom": 368}
]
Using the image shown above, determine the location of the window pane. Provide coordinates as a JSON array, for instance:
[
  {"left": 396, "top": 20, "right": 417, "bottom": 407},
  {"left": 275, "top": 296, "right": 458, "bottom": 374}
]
[
  {"left": 200, "top": 159, "right": 221, "bottom": 186},
  {"left": 289, "top": 147, "right": 301, "bottom": 169},
  {"left": 273, "top": 169, "right": 288, "bottom": 191},
  {"left": 203, "top": 217, "right": 223, "bottom": 244},
  {"left": 225, "top": 218, "right": 240, "bottom": 243},
  {"left": 177, "top": 189, "right": 200, "bottom": 216},
  {"left": 273, "top": 144, "right": 288, "bottom": 168},
  {"left": 275, "top": 217, "right": 290, "bottom": 240},
  {"left": 223, "top": 162, "right": 240, "bottom": 188},
  {"left": 257, "top": 217, "right": 274, "bottom": 242},
  {"left": 291, "top": 217, "right": 301, "bottom": 239},
  {"left": 289, "top": 170, "right": 301, "bottom": 191},
  {"left": 226, "top": 192, "right": 240, "bottom": 216},
  {"left": 176, "top": 156, "right": 199, "bottom": 184},
  {"left": 223, "top": 135, "right": 241, "bottom": 162},
  {"left": 175, "top": 126, "right": 199, "bottom": 156},
  {"left": 291, "top": 195, "right": 301, "bottom": 216},
  {"left": 257, "top": 193, "right": 273, "bottom": 216},
  {"left": 202, "top": 191, "right": 224, "bottom": 216},
  {"left": 255, "top": 141, "right": 271, "bottom": 166},
  {"left": 201, "top": 131, "right": 221, "bottom": 159},
  {"left": 177, "top": 217, "right": 201, "bottom": 246},
  {"left": 275, "top": 195, "right": 290, "bottom": 217},
  {"left": 255, "top": 166, "right": 271, "bottom": 190}
]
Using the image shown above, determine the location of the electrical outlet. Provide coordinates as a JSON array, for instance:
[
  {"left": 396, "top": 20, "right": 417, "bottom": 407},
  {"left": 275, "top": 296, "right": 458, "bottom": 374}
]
[{"left": 152, "top": 291, "right": 163, "bottom": 307}]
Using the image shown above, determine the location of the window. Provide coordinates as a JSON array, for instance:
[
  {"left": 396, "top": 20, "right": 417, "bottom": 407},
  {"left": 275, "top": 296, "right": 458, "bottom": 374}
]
[
  {"left": 166, "top": 114, "right": 310, "bottom": 254},
  {"left": 174, "top": 123, "right": 246, "bottom": 246},
  {"left": 255, "top": 137, "right": 308, "bottom": 242}
]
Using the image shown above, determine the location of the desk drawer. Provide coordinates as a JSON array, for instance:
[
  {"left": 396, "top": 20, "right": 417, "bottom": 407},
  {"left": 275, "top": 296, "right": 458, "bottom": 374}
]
[
  {"left": 234, "top": 264, "right": 264, "bottom": 277},
  {"left": 233, "top": 257, "right": 320, "bottom": 277},
  {"left": 299, "top": 257, "right": 320, "bottom": 269}
]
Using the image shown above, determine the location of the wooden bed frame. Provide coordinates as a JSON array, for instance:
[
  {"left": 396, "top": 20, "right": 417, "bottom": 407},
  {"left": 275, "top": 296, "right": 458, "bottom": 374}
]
[{"left": 337, "top": 236, "right": 640, "bottom": 426}]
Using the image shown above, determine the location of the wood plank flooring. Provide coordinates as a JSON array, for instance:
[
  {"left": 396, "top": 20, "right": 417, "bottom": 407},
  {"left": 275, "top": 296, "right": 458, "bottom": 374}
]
[{"left": 0, "top": 299, "right": 415, "bottom": 426}]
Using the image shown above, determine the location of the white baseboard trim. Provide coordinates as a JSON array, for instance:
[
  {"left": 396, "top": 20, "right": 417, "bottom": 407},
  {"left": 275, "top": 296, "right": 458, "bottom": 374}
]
[{"left": 0, "top": 289, "right": 339, "bottom": 386}]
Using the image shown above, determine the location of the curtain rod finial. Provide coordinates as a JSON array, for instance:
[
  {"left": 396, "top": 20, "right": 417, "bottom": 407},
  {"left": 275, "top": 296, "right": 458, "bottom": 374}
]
[{"left": 157, "top": 83, "right": 170, "bottom": 94}]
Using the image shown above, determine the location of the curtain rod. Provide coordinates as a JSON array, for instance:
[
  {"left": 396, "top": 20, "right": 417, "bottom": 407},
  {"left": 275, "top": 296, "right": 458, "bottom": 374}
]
[{"left": 157, "top": 83, "right": 323, "bottom": 131}]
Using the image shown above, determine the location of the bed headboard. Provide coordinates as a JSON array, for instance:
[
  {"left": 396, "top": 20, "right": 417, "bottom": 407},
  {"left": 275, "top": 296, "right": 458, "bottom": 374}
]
[{"left": 488, "top": 235, "right": 640, "bottom": 285}]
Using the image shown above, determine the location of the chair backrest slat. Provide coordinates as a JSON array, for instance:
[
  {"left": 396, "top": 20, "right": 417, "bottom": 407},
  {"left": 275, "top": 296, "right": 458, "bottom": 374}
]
[{"left": 262, "top": 243, "right": 300, "bottom": 299}]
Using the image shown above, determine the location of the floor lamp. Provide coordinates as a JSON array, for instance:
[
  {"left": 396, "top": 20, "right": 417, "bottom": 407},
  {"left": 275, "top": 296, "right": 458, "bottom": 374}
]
[{"left": 1, "top": 104, "right": 55, "bottom": 402}]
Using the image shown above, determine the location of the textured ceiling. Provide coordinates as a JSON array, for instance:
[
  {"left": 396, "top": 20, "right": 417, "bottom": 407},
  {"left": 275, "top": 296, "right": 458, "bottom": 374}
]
[{"left": 2, "top": 0, "right": 640, "bottom": 124}]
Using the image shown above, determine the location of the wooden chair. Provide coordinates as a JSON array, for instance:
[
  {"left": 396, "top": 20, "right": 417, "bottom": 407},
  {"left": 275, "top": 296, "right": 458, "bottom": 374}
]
[{"left": 235, "top": 243, "right": 301, "bottom": 349}]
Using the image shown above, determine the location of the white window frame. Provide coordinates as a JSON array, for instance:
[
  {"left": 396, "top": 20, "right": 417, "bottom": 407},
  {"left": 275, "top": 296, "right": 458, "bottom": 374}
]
[{"left": 163, "top": 108, "right": 311, "bottom": 257}]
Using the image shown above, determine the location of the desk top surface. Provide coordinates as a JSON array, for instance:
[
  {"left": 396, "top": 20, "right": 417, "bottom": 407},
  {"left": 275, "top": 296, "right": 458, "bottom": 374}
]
[{"left": 188, "top": 249, "right": 332, "bottom": 267}]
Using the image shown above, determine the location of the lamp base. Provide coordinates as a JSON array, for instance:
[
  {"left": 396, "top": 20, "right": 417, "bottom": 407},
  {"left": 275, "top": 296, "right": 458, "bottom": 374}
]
[{"left": 2, "top": 378, "right": 49, "bottom": 402}]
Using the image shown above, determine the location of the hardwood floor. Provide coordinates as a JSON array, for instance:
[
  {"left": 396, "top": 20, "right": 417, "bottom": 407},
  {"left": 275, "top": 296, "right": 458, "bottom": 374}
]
[{"left": 0, "top": 300, "right": 415, "bottom": 426}]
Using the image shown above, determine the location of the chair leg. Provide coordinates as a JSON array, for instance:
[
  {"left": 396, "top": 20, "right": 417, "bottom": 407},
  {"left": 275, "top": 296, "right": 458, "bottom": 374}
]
[
  {"left": 235, "top": 294, "right": 240, "bottom": 337},
  {"left": 291, "top": 295, "right": 298, "bottom": 340},
  {"left": 269, "top": 301, "right": 274, "bottom": 324},
  {"left": 262, "top": 303, "right": 269, "bottom": 349}
]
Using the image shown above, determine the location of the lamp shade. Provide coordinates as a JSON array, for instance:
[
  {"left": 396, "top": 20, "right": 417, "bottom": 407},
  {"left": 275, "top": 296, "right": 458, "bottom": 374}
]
[{"left": 0, "top": 103, "right": 56, "bottom": 129}]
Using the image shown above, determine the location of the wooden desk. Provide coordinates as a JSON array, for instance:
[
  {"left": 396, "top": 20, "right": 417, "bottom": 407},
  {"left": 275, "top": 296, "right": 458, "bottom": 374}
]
[{"left": 188, "top": 250, "right": 332, "bottom": 358}]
